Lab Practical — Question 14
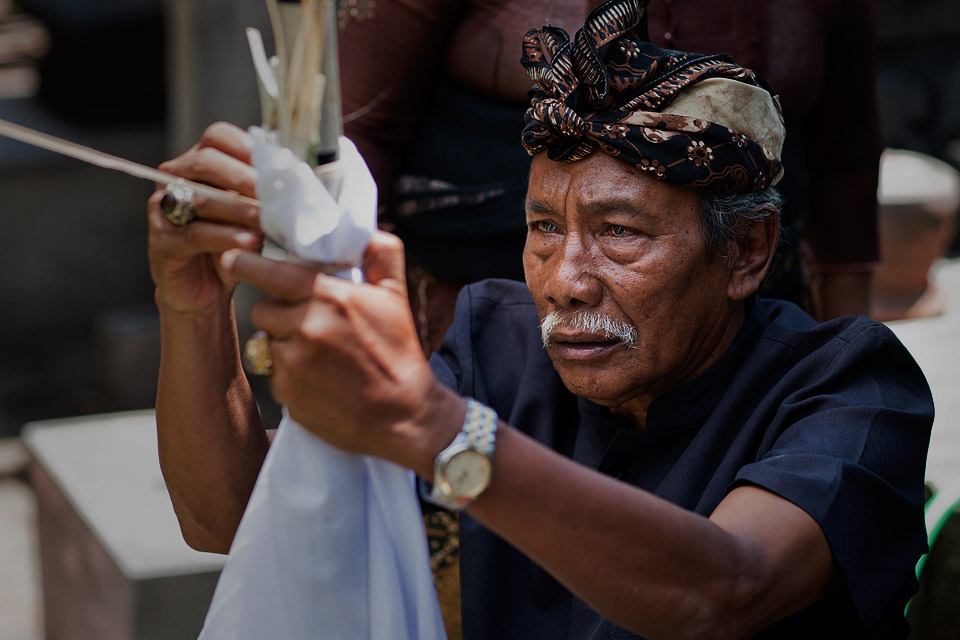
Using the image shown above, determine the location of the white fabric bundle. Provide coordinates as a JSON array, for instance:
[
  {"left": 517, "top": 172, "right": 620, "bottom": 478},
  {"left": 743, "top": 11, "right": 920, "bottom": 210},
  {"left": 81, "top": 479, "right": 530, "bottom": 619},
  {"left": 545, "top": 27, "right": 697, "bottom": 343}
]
[{"left": 197, "top": 131, "right": 447, "bottom": 640}]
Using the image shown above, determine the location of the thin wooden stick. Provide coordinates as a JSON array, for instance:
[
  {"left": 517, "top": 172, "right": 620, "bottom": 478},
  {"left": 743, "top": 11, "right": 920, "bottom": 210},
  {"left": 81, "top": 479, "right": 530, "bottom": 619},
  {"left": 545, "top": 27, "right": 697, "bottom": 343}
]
[{"left": 0, "top": 118, "right": 259, "bottom": 207}]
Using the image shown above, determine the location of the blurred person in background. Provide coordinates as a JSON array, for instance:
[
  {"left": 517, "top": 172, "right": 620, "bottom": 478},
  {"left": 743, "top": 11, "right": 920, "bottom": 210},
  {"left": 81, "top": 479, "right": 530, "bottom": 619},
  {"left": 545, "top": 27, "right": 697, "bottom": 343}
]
[{"left": 340, "top": 0, "right": 882, "bottom": 354}]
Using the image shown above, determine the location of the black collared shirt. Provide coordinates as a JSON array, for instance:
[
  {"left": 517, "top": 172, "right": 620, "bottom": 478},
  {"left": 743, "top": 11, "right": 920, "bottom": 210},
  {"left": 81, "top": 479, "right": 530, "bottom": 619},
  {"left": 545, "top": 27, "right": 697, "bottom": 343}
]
[{"left": 430, "top": 279, "right": 933, "bottom": 639}]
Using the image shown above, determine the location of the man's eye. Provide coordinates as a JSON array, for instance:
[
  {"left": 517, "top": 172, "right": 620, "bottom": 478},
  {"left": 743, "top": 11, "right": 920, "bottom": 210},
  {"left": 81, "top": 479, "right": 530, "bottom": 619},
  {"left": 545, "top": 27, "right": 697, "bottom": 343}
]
[
  {"left": 609, "top": 225, "right": 631, "bottom": 237},
  {"left": 535, "top": 221, "right": 558, "bottom": 233}
]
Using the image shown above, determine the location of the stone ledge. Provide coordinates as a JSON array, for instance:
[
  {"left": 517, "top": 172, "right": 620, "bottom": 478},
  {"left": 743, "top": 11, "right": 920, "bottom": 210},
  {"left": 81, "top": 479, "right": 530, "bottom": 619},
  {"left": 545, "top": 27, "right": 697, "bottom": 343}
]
[
  {"left": 22, "top": 410, "right": 225, "bottom": 640},
  {"left": 0, "top": 437, "right": 28, "bottom": 477}
]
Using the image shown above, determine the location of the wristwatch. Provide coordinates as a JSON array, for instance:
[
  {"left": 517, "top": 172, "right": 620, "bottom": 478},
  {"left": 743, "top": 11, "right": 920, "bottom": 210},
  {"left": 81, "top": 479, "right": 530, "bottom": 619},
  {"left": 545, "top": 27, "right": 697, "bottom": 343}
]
[{"left": 419, "top": 398, "right": 498, "bottom": 511}]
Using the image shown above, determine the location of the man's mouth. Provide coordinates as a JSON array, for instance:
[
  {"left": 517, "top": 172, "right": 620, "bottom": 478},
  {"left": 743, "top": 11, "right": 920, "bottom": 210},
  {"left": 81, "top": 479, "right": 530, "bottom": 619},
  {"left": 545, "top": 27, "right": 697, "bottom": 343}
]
[{"left": 549, "top": 332, "right": 624, "bottom": 360}]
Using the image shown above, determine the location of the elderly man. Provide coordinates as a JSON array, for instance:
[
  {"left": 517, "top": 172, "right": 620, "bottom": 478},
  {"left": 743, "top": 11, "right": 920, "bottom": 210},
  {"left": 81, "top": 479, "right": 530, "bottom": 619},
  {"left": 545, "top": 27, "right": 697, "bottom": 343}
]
[{"left": 148, "top": 1, "right": 931, "bottom": 637}]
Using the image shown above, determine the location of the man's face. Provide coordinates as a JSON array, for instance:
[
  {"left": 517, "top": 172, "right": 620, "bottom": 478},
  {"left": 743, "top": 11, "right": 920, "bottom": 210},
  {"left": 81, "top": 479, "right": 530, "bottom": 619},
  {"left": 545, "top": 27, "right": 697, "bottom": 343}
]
[{"left": 523, "top": 152, "right": 744, "bottom": 418}]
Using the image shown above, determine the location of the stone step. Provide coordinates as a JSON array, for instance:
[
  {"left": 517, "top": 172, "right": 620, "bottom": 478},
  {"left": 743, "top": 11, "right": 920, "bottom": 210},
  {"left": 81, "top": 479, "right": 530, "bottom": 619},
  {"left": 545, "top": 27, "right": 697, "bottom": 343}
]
[{"left": 22, "top": 410, "right": 225, "bottom": 640}]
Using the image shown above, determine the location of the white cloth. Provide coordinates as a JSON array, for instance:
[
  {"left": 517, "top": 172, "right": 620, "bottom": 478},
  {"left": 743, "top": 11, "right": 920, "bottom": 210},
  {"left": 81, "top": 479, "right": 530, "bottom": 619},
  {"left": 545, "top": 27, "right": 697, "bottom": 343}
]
[{"left": 197, "top": 133, "right": 447, "bottom": 640}]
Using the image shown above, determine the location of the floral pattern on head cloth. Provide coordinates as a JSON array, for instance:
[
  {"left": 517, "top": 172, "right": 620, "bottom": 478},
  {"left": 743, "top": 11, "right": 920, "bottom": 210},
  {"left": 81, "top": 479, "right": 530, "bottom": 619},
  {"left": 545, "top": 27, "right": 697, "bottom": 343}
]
[{"left": 520, "top": 0, "right": 786, "bottom": 194}]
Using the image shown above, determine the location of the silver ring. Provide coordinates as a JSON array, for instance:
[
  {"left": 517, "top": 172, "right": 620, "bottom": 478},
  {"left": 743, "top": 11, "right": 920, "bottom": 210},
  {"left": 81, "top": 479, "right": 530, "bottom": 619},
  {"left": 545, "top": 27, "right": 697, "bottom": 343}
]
[
  {"left": 160, "top": 179, "right": 197, "bottom": 226},
  {"left": 244, "top": 330, "right": 274, "bottom": 376}
]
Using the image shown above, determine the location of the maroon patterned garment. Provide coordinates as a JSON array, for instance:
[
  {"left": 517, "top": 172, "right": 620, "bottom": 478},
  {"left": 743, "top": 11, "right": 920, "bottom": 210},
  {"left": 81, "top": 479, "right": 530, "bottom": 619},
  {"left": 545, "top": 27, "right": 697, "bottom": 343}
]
[{"left": 521, "top": 0, "right": 785, "bottom": 195}]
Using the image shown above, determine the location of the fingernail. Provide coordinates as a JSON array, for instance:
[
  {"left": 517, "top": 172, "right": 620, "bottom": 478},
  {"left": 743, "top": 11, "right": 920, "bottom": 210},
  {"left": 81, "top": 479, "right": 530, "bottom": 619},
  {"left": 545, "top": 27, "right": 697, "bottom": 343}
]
[
  {"left": 221, "top": 249, "right": 240, "bottom": 270},
  {"left": 237, "top": 232, "right": 257, "bottom": 246}
]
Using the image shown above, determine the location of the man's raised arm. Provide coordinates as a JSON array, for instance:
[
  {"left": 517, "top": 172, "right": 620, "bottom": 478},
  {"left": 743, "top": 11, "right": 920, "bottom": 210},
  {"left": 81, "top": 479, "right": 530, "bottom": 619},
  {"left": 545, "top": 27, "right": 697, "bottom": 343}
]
[{"left": 148, "top": 122, "right": 270, "bottom": 553}]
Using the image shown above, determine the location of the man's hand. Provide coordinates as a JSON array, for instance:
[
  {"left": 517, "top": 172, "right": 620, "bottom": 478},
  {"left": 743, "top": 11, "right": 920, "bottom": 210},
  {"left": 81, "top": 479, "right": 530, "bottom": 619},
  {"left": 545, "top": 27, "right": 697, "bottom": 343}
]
[
  {"left": 221, "top": 231, "right": 463, "bottom": 474},
  {"left": 148, "top": 122, "right": 263, "bottom": 314}
]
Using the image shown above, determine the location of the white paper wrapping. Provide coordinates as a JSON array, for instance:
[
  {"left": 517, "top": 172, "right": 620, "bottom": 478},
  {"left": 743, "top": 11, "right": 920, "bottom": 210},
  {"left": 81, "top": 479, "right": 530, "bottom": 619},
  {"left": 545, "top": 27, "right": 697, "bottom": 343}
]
[
  {"left": 251, "top": 129, "right": 375, "bottom": 267},
  {"left": 197, "top": 132, "right": 447, "bottom": 640}
]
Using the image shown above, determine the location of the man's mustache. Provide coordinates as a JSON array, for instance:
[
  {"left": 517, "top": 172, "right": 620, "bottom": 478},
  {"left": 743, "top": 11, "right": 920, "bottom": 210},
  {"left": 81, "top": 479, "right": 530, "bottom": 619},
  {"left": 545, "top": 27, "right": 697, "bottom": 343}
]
[{"left": 540, "top": 311, "right": 638, "bottom": 349}]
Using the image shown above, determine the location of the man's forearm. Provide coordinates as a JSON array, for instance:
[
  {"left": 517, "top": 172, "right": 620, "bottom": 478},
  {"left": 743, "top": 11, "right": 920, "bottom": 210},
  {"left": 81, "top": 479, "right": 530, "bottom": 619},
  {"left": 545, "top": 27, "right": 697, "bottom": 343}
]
[
  {"left": 462, "top": 424, "right": 835, "bottom": 639},
  {"left": 156, "top": 294, "right": 269, "bottom": 553},
  {"left": 464, "top": 425, "right": 741, "bottom": 637}
]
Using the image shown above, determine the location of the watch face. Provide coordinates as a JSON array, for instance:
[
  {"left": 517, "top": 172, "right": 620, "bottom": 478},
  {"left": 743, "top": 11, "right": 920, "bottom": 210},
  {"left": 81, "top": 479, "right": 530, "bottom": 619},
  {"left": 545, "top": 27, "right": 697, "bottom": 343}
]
[{"left": 445, "top": 449, "right": 491, "bottom": 498}]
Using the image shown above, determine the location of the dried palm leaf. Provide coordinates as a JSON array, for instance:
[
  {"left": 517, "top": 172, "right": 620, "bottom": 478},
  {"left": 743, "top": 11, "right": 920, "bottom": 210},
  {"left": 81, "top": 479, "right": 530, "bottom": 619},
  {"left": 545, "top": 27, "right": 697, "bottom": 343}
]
[{"left": 248, "top": 0, "right": 340, "bottom": 165}]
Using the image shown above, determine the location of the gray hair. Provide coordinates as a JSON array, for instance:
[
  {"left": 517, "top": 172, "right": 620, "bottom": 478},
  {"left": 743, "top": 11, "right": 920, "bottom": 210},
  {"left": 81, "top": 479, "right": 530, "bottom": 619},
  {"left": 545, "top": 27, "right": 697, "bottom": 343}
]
[
  {"left": 696, "top": 188, "right": 783, "bottom": 258},
  {"left": 540, "top": 310, "right": 637, "bottom": 349}
]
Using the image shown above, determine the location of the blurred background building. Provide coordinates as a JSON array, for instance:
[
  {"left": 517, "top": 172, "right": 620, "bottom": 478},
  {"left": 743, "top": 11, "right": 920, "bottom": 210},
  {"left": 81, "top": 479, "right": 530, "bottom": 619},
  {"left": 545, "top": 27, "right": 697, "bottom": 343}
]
[
  {"left": 0, "top": 0, "right": 958, "bottom": 639},
  {"left": 0, "top": 0, "right": 274, "bottom": 438}
]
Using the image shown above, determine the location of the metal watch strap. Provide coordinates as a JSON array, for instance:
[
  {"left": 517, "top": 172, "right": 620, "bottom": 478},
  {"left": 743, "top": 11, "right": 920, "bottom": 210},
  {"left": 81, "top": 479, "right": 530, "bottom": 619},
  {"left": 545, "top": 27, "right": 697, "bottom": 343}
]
[{"left": 419, "top": 398, "right": 498, "bottom": 511}]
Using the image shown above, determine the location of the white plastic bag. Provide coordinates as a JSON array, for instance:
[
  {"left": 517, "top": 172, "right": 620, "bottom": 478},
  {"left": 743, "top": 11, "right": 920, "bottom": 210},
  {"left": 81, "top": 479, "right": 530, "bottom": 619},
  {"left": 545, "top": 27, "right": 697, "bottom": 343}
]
[{"left": 197, "top": 133, "right": 447, "bottom": 640}]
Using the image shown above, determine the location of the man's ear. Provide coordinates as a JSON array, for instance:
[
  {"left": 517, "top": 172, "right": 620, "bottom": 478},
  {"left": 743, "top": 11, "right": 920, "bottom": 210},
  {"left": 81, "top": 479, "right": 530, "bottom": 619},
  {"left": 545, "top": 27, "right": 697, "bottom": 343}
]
[{"left": 727, "top": 205, "right": 779, "bottom": 301}]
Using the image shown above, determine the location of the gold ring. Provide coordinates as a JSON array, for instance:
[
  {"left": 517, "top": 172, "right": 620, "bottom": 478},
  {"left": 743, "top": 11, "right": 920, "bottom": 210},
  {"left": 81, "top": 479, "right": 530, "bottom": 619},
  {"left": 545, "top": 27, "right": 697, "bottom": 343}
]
[
  {"left": 244, "top": 330, "right": 274, "bottom": 376},
  {"left": 160, "top": 179, "right": 197, "bottom": 226}
]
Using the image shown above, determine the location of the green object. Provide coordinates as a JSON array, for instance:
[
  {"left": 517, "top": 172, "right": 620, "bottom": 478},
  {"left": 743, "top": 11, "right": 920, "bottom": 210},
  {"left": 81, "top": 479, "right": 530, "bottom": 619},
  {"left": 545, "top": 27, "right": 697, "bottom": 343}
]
[
  {"left": 917, "top": 482, "right": 960, "bottom": 579},
  {"left": 906, "top": 479, "right": 960, "bottom": 637}
]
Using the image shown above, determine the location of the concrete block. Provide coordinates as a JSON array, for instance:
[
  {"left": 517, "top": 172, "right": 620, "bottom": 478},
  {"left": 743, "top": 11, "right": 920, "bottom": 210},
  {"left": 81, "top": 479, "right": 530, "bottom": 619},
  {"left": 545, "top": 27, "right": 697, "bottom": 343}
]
[
  {"left": 22, "top": 410, "right": 224, "bottom": 640},
  {"left": 0, "top": 478, "right": 42, "bottom": 640},
  {"left": 887, "top": 259, "right": 960, "bottom": 494}
]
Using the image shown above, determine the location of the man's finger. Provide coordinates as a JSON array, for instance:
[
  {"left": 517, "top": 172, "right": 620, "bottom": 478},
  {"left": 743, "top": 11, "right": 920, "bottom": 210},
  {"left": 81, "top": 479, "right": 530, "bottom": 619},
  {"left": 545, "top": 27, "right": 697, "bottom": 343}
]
[
  {"left": 221, "top": 250, "right": 352, "bottom": 303},
  {"left": 148, "top": 187, "right": 260, "bottom": 231},
  {"left": 248, "top": 298, "right": 312, "bottom": 340},
  {"left": 148, "top": 193, "right": 261, "bottom": 250},
  {"left": 198, "top": 122, "right": 253, "bottom": 164},
  {"left": 363, "top": 231, "right": 407, "bottom": 294},
  {"left": 192, "top": 195, "right": 261, "bottom": 231},
  {"left": 151, "top": 221, "right": 262, "bottom": 257},
  {"left": 159, "top": 147, "right": 257, "bottom": 198}
]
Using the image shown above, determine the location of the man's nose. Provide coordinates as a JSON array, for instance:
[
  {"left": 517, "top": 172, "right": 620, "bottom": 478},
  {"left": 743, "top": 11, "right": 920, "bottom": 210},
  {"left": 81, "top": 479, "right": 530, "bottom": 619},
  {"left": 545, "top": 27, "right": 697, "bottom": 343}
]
[{"left": 543, "top": 234, "right": 602, "bottom": 309}]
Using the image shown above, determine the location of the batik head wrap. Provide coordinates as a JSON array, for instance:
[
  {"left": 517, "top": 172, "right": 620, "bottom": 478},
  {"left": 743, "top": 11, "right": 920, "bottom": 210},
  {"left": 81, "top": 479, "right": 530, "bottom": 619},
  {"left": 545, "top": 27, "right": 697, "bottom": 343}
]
[{"left": 521, "top": 0, "right": 785, "bottom": 194}]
